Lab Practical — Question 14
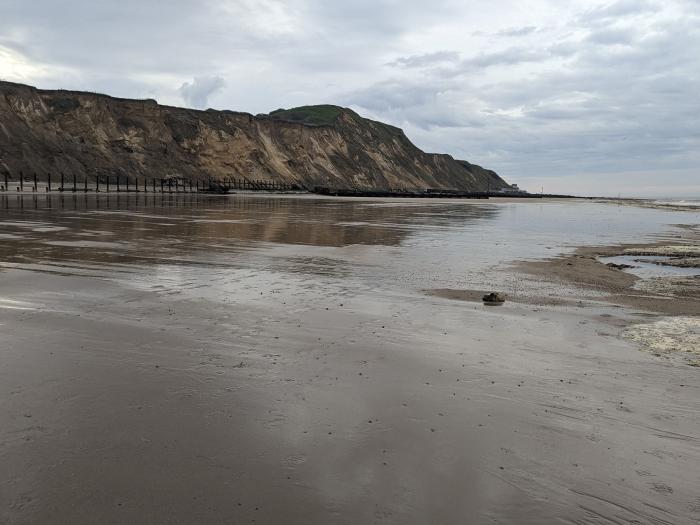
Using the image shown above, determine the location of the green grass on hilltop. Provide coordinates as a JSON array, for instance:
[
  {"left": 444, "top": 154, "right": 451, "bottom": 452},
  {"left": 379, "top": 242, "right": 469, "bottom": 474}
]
[{"left": 269, "top": 105, "right": 344, "bottom": 126}]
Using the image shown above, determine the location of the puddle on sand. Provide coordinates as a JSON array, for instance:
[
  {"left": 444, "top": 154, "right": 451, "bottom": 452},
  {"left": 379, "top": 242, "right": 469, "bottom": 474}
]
[
  {"left": 599, "top": 255, "right": 700, "bottom": 279},
  {"left": 0, "top": 298, "right": 43, "bottom": 311},
  {"left": 32, "top": 226, "right": 69, "bottom": 233},
  {"left": 43, "top": 240, "right": 131, "bottom": 249}
]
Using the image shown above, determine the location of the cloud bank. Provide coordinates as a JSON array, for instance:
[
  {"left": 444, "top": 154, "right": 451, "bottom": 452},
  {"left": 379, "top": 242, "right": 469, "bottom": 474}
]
[
  {"left": 0, "top": 0, "right": 698, "bottom": 196},
  {"left": 179, "top": 76, "right": 225, "bottom": 109}
]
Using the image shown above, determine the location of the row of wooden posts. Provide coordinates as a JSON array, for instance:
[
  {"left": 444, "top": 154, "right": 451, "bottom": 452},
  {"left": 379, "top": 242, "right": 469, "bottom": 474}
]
[{"left": 0, "top": 172, "right": 302, "bottom": 193}]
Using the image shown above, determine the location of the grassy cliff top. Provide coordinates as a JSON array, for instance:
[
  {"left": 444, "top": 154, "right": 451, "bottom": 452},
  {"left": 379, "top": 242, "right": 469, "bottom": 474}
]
[
  {"left": 268, "top": 105, "right": 345, "bottom": 126},
  {"left": 268, "top": 105, "right": 404, "bottom": 139}
]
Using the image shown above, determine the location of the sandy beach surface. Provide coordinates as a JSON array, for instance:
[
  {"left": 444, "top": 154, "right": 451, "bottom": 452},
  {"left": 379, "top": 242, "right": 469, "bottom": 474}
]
[{"left": 0, "top": 194, "right": 698, "bottom": 524}]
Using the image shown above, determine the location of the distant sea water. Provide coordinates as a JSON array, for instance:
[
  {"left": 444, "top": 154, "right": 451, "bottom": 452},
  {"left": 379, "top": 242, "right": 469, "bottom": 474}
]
[
  {"left": 651, "top": 197, "right": 700, "bottom": 207},
  {"left": 0, "top": 193, "right": 697, "bottom": 298}
]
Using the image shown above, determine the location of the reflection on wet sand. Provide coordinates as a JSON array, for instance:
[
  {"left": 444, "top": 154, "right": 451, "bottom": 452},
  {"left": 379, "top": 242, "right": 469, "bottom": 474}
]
[
  {"left": 1, "top": 195, "right": 699, "bottom": 525},
  {"left": 0, "top": 193, "right": 500, "bottom": 271}
]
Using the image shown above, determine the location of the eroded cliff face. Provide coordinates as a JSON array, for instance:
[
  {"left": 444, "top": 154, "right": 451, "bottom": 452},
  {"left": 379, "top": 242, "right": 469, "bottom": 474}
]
[{"left": 0, "top": 81, "right": 508, "bottom": 191}]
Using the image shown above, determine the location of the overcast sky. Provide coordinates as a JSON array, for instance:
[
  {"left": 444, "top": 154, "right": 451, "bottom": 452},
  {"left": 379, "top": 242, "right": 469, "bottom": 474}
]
[{"left": 1, "top": 0, "right": 698, "bottom": 196}]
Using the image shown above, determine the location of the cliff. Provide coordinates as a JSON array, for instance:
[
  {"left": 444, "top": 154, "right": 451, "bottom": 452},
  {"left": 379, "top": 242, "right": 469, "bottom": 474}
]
[{"left": 0, "top": 81, "right": 509, "bottom": 191}]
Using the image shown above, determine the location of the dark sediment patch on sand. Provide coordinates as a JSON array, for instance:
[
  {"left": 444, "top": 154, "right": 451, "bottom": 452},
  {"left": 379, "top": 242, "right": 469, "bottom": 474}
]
[
  {"left": 657, "top": 258, "right": 700, "bottom": 268},
  {"left": 618, "top": 244, "right": 700, "bottom": 270},
  {"left": 426, "top": 288, "right": 577, "bottom": 307},
  {"left": 515, "top": 239, "right": 700, "bottom": 317},
  {"left": 426, "top": 232, "right": 700, "bottom": 316},
  {"left": 428, "top": 226, "right": 699, "bottom": 365},
  {"left": 516, "top": 232, "right": 700, "bottom": 365}
]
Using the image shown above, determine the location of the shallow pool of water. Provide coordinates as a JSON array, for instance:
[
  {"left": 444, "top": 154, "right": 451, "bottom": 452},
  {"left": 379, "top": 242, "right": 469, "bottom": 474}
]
[{"left": 599, "top": 255, "right": 700, "bottom": 279}]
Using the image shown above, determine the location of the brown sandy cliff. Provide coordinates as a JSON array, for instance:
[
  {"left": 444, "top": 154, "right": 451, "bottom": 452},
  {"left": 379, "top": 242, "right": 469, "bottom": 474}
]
[{"left": 0, "top": 81, "right": 509, "bottom": 191}]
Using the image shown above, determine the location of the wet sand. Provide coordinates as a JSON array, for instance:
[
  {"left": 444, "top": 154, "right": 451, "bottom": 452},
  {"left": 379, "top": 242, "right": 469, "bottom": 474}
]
[
  {"left": 516, "top": 233, "right": 700, "bottom": 316},
  {"left": 1, "top": 194, "right": 699, "bottom": 524}
]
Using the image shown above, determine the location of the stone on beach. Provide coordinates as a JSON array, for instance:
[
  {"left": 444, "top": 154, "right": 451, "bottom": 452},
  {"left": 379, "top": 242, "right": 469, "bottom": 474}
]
[
  {"left": 606, "top": 262, "right": 636, "bottom": 270},
  {"left": 482, "top": 292, "right": 506, "bottom": 305}
]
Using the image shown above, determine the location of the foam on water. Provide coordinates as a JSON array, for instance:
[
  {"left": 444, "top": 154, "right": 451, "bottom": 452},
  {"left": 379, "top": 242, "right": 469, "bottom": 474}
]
[
  {"left": 653, "top": 198, "right": 700, "bottom": 207},
  {"left": 624, "top": 317, "right": 700, "bottom": 357}
]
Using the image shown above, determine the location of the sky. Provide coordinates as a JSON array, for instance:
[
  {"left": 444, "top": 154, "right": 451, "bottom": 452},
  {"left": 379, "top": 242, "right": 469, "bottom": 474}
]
[{"left": 1, "top": 0, "right": 698, "bottom": 197}]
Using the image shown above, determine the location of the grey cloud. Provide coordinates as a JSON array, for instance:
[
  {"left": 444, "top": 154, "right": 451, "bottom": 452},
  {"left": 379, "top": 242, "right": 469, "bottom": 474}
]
[
  {"left": 387, "top": 51, "right": 461, "bottom": 68},
  {"left": 344, "top": 79, "right": 447, "bottom": 113},
  {"left": 406, "top": 47, "right": 563, "bottom": 81},
  {"left": 305, "top": 0, "right": 459, "bottom": 37},
  {"left": 464, "top": 47, "right": 552, "bottom": 69},
  {"left": 585, "top": 26, "right": 638, "bottom": 45},
  {"left": 425, "top": 44, "right": 576, "bottom": 79},
  {"left": 579, "top": 0, "right": 660, "bottom": 24},
  {"left": 0, "top": 1, "right": 217, "bottom": 72},
  {"left": 347, "top": 3, "right": 700, "bottom": 190},
  {"left": 179, "top": 76, "right": 225, "bottom": 109},
  {"left": 546, "top": 41, "right": 582, "bottom": 58},
  {"left": 497, "top": 26, "right": 538, "bottom": 37}
]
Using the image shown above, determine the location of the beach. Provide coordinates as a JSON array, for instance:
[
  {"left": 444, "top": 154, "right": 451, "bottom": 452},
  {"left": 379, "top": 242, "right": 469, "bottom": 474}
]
[{"left": 1, "top": 194, "right": 698, "bottom": 524}]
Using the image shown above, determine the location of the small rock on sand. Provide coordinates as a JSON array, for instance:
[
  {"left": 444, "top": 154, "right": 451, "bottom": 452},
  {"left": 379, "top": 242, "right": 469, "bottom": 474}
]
[
  {"left": 483, "top": 292, "right": 506, "bottom": 305},
  {"left": 606, "top": 262, "right": 636, "bottom": 270}
]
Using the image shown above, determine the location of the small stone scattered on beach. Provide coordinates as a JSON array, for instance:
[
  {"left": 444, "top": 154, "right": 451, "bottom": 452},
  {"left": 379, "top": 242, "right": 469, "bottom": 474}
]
[
  {"left": 483, "top": 292, "right": 506, "bottom": 305},
  {"left": 606, "top": 262, "right": 636, "bottom": 270}
]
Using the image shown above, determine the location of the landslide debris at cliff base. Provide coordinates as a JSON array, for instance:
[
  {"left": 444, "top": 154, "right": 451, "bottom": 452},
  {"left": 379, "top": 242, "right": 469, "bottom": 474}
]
[{"left": 0, "top": 81, "right": 510, "bottom": 193}]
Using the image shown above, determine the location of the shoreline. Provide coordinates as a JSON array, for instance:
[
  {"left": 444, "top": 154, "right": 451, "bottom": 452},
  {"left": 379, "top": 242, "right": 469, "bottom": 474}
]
[
  {"left": 428, "top": 220, "right": 699, "bottom": 316},
  {"left": 3, "top": 189, "right": 698, "bottom": 214},
  {"left": 428, "top": 222, "right": 699, "bottom": 366},
  {"left": 516, "top": 229, "right": 700, "bottom": 316}
]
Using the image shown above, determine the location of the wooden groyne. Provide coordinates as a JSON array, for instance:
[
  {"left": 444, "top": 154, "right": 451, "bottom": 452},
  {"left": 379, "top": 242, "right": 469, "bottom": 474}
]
[
  {"left": 311, "top": 187, "right": 585, "bottom": 199},
  {"left": 0, "top": 171, "right": 585, "bottom": 199},
  {"left": 312, "top": 187, "right": 489, "bottom": 199},
  {"left": 0, "top": 171, "right": 304, "bottom": 194}
]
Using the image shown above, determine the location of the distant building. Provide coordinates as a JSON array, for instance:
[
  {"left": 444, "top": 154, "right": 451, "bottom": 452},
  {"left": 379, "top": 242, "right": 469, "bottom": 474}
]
[{"left": 498, "top": 183, "right": 527, "bottom": 194}]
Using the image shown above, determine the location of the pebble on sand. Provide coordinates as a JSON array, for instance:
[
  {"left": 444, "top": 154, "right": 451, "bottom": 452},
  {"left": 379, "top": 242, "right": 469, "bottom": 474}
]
[{"left": 483, "top": 292, "right": 506, "bottom": 305}]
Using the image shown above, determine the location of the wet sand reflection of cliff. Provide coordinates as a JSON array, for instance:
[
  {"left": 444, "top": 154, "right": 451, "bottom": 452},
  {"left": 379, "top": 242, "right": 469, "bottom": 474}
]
[{"left": 0, "top": 194, "right": 501, "bottom": 269}]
